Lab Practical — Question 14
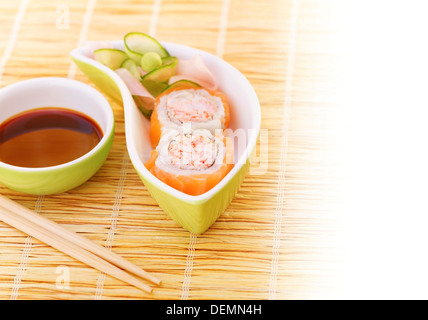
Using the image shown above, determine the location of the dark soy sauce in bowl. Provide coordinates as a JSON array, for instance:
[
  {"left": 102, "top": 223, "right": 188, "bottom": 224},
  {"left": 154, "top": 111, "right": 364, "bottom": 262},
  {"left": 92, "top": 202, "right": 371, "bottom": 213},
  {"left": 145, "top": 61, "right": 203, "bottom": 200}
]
[{"left": 0, "top": 107, "right": 103, "bottom": 168}]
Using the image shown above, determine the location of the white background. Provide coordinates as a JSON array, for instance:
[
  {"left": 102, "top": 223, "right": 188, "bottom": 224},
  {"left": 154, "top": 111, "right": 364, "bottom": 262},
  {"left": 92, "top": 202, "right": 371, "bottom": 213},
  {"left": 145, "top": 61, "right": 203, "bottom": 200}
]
[{"left": 346, "top": 0, "right": 428, "bottom": 299}]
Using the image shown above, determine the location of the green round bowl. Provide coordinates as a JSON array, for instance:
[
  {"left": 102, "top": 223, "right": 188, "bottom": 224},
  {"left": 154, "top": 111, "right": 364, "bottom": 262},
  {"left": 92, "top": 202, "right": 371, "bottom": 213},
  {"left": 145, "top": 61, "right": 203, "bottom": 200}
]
[{"left": 0, "top": 77, "right": 115, "bottom": 195}]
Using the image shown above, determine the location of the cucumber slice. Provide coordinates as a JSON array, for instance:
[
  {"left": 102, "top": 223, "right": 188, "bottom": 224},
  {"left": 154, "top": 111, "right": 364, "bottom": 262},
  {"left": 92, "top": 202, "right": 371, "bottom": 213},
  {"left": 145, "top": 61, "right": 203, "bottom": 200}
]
[
  {"left": 141, "top": 80, "right": 169, "bottom": 98},
  {"left": 124, "top": 32, "right": 169, "bottom": 63},
  {"left": 140, "top": 57, "right": 178, "bottom": 97},
  {"left": 162, "top": 79, "right": 201, "bottom": 92},
  {"left": 140, "top": 52, "right": 162, "bottom": 72},
  {"left": 120, "top": 58, "right": 141, "bottom": 79},
  {"left": 94, "top": 49, "right": 128, "bottom": 70},
  {"left": 133, "top": 95, "right": 154, "bottom": 118},
  {"left": 161, "top": 55, "right": 177, "bottom": 66}
]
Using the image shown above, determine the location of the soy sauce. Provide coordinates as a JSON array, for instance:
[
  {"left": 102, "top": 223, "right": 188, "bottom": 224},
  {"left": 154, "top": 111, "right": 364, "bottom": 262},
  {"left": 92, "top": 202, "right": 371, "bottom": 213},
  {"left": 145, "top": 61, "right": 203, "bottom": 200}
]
[{"left": 0, "top": 107, "right": 103, "bottom": 168}]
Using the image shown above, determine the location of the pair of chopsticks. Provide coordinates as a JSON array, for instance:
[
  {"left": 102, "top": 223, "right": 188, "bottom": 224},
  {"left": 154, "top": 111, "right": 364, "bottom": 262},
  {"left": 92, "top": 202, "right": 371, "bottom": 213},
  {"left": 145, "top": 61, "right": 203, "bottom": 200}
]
[{"left": 0, "top": 194, "right": 160, "bottom": 293}]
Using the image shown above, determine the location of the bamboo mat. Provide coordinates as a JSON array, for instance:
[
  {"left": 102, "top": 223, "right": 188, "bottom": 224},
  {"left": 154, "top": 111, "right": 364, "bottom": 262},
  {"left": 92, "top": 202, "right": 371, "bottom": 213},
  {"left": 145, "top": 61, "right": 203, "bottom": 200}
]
[{"left": 0, "top": 0, "right": 350, "bottom": 299}]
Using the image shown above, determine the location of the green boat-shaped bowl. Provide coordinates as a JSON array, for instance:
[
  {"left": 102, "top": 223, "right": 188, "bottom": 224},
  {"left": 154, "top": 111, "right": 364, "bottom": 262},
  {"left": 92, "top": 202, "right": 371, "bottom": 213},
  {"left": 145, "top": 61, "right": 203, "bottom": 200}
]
[{"left": 70, "top": 41, "right": 261, "bottom": 234}]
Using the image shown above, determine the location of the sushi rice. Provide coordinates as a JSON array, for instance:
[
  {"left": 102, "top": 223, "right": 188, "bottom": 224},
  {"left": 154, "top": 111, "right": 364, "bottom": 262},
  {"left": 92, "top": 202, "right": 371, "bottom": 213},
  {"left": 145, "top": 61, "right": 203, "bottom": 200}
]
[
  {"left": 145, "top": 128, "right": 234, "bottom": 195},
  {"left": 150, "top": 87, "right": 230, "bottom": 147}
]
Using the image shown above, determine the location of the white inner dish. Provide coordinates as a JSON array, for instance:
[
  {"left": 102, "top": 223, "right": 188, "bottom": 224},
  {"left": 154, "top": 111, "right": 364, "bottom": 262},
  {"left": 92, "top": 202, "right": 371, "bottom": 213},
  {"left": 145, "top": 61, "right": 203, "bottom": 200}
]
[{"left": 72, "top": 41, "right": 261, "bottom": 201}]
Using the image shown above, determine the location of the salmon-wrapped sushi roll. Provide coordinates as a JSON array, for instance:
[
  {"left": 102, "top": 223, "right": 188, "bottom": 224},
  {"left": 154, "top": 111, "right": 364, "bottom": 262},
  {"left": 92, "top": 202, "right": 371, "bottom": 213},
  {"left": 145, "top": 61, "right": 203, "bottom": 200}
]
[
  {"left": 149, "top": 86, "right": 230, "bottom": 147},
  {"left": 145, "top": 128, "right": 234, "bottom": 196}
]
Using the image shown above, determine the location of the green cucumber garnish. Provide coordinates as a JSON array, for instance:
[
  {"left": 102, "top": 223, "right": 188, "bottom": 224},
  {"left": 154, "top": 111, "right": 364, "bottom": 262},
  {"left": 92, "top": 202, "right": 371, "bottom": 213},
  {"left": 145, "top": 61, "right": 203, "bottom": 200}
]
[
  {"left": 133, "top": 95, "right": 154, "bottom": 118},
  {"left": 94, "top": 49, "right": 128, "bottom": 70},
  {"left": 120, "top": 58, "right": 141, "bottom": 78},
  {"left": 162, "top": 79, "right": 201, "bottom": 92},
  {"left": 91, "top": 33, "right": 191, "bottom": 118},
  {"left": 140, "top": 57, "right": 178, "bottom": 97},
  {"left": 124, "top": 32, "right": 169, "bottom": 63},
  {"left": 161, "top": 56, "right": 177, "bottom": 66},
  {"left": 140, "top": 52, "right": 162, "bottom": 72}
]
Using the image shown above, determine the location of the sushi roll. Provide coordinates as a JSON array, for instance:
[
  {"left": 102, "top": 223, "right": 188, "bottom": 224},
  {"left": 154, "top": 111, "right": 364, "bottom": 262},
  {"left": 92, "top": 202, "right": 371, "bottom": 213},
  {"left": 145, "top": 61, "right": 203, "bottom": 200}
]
[
  {"left": 149, "top": 86, "right": 230, "bottom": 147},
  {"left": 145, "top": 128, "right": 234, "bottom": 196}
]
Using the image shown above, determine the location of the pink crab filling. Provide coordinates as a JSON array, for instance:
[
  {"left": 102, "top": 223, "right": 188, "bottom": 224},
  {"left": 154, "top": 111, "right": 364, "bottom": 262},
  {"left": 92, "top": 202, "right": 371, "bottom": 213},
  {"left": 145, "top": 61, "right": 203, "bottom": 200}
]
[
  {"left": 166, "top": 91, "right": 217, "bottom": 123},
  {"left": 168, "top": 133, "right": 216, "bottom": 170}
]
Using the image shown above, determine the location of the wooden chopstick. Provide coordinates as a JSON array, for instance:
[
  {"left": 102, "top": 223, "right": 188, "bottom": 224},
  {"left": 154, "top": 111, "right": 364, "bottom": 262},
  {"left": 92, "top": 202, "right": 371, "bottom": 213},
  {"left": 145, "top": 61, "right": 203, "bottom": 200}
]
[
  {"left": 0, "top": 195, "right": 160, "bottom": 285},
  {"left": 0, "top": 195, "right": 160, "bottom": 293},
  {"left": 0, "top": 208, "right": 152, "bottom": 293}
]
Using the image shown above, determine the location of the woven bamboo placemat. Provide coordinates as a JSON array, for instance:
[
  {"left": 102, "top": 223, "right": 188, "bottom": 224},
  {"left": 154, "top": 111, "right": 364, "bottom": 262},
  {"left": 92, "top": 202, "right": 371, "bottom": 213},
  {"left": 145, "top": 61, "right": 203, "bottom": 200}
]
[{"left": 0, "top": 0, "right": 349, "bottom": 299}]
